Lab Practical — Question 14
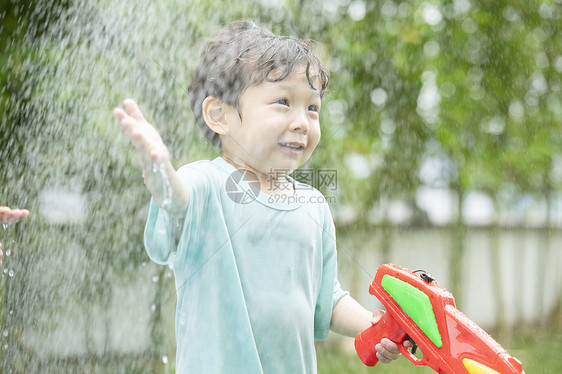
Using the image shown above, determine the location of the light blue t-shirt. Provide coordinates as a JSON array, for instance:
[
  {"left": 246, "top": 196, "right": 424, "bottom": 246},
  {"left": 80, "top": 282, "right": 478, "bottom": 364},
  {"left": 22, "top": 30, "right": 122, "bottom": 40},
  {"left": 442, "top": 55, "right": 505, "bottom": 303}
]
[{"left": 144, "top": 157, "right": 348, "bottom": 374}]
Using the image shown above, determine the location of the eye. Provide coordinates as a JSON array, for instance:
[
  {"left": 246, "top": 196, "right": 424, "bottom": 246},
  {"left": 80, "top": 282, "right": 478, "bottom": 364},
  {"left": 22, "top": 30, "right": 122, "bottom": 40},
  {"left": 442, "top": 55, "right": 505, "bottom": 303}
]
[
  {"left": 276, "top": 98, "right": 289, "bottom": 106},
  {"left": 308, "top": 104, "right": 319, "bottom": 113}
]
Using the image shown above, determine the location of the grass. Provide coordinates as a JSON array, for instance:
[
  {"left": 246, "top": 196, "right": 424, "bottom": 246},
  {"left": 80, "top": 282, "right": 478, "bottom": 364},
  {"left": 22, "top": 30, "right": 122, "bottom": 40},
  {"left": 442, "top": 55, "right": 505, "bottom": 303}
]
[
  {"left": 317, "top": 329, "right": 562, "bottom": 374},
  {"left": 10, "top": 327, "right": 561, "bottom": 373}
]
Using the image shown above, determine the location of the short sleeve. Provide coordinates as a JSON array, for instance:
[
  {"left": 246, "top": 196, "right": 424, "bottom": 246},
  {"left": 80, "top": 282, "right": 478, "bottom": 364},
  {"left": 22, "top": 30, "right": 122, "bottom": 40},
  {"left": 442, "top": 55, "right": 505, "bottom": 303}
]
[
  {"left": 314, "top": 201, "right": 348, "bottom": 341},
  {"left": 143, "top": 198, "right": 181, "bottom": 265},
  {"left": 143, "top": 163, "right": 211, "bottom": 267},
  {"left": 332, "top": 278, "right": 349, "bottom": 309}
]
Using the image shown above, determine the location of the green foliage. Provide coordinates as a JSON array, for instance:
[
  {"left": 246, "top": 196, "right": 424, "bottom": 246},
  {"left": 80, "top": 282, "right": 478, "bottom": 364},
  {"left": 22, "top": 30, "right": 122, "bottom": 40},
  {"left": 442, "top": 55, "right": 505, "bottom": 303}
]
[
  {"left": 1, "top": 0, "right": 560, "bottom": 371},
  {"left": 316, "top": 330, "right": 562, "bottom": 373}
]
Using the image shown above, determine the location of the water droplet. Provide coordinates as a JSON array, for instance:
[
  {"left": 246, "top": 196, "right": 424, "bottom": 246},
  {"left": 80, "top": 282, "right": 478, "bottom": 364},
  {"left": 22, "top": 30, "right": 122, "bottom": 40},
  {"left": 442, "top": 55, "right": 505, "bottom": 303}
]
[
  {"left": 9, "top": 310, "right": 13, "bottom": 316},
  {"left": 3, "top": 329, "right": 8, "bottom": 337},
  {"left": 8, "top": 269, "right": 14, "bottom": 277},
  {"left": 162, "top": 355, "right": 168, "bottom": 364},
  {"left": 152, "top": 275, "right": 159, "bottom": 283},
  {"left": 151, "top": 162, "right": 173, "bottom": 208},
  {"left": 3, "top": 268, "right": 7, "bottom": 274},
  {"left": 5, "top": 249, "right": 11, "bottom": 256},
  {"left": 3, "top": 344, "right": 8, "bottom": 350},
  {"left": 151, "top": 304, "right": 156, "bottom": 312}
]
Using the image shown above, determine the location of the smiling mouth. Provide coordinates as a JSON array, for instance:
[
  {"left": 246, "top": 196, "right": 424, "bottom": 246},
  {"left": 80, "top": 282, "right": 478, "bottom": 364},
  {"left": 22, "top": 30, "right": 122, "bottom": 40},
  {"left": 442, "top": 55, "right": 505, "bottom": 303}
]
[{"left": 278, "top": 142, "right": 305, "bottom": 151}]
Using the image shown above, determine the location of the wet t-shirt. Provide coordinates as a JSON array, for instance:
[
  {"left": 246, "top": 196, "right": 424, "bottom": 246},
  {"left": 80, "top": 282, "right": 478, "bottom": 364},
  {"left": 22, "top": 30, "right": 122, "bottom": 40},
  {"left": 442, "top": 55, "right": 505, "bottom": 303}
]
[{"left": 144, "top": 157, "right": 348, "bottom": 374}]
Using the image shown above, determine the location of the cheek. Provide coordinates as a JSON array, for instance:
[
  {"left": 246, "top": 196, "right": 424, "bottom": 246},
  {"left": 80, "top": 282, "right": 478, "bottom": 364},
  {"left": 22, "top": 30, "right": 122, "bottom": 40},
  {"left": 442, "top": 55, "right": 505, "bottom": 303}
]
[{"left": 309, "top": 123, "right": 321, "bottom": 149}]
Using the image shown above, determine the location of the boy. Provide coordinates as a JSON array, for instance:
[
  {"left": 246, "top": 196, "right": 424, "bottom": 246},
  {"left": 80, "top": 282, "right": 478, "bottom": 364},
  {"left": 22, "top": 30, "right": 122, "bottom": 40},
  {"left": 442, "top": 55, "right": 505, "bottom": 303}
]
[{"left": 114, "top": 20, "right": 402, "bottom": 373}]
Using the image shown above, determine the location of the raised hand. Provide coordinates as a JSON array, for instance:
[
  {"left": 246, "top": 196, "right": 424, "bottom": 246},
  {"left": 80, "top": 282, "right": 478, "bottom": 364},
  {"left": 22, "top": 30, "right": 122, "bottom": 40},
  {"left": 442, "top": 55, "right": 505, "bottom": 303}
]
[
  {"left": 113, "top": 99, "right": 189, "bottom": 214},
  {"left": 113, "top": 98, "right": 170, "bottom": 174}
]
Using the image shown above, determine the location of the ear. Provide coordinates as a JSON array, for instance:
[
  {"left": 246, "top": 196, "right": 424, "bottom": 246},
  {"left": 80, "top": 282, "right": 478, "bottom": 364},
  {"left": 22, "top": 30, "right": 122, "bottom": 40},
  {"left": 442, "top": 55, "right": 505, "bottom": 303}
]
[{"left": 202, "top": 96, "right": 233, "bottom": 136}]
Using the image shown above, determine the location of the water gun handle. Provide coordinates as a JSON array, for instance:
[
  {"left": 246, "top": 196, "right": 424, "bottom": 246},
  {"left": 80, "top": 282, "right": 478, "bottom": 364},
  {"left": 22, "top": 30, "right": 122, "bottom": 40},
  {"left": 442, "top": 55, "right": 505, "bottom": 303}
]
[{"left": 354, "top": 310, "right": 408, "bottom": 367}]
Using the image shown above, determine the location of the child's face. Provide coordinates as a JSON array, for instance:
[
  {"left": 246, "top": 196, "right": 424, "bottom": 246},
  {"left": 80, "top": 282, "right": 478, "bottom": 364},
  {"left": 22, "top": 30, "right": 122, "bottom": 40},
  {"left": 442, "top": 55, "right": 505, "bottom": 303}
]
[{"left": 222, "top": 66, "right": 322, "bottom": 176}]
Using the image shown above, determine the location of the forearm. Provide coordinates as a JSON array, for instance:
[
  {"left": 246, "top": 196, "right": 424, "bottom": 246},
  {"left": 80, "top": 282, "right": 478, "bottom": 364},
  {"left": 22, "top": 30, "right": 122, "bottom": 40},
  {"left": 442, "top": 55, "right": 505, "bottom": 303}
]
[
  {"left": 148, "top": 161, "right": 189, "bottom": 215},
  {"left": 330, "top": 295, "right": 373, "bottom": 337},
  {"left": 331, "top": 295, "right": 404, "bottom": 364}
]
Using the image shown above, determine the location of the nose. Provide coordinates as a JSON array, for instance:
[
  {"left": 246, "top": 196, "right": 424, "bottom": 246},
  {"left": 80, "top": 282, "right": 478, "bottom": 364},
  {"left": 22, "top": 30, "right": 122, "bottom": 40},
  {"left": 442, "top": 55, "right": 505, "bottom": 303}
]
[{"left": 289, "top": 109, "right": 309, "bottom": 134}]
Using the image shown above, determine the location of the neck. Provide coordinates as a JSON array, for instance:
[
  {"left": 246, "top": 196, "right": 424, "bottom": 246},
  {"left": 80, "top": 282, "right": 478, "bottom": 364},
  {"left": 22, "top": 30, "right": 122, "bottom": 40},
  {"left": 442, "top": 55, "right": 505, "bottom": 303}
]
[{"left": 221, "top": 155, "right": 295, "bottom": 196}]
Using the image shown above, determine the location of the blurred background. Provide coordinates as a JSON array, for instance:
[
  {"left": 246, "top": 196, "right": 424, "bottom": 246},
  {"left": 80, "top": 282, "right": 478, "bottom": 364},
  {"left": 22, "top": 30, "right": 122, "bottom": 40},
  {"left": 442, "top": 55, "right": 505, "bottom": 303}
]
[{"left": 1, "top": 0, "right": 561, "bottom": 372}]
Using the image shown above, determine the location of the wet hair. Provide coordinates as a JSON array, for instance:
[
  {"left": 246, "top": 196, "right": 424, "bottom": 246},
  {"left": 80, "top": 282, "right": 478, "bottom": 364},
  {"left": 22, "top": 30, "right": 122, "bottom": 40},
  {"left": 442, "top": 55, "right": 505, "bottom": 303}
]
[{"left": 188, "top": 20, "right": 330, "bottom": 148}]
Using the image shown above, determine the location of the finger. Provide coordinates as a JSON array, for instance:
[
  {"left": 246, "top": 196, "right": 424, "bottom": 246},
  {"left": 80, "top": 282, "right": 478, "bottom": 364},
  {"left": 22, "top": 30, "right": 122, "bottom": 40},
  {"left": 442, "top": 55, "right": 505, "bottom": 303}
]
[
  {"left": 17, "top": 208, "right": 29, "bottom": 216},
  {"left": 370, "top": 309, "right": 385, "bottom": 325},
  {"left": 123, "top": 98, "right": 146, "bottom": 122},
  {"left": 118, "top": 111, "right": 157, "bottom": 147},
  {"left": 375, "top": 346, "right": 395, "bottom": 364},
  {"left": 375, "top": 339, "right": 402, "bottom": 364},
  {"left": 7, "top": 211, "right": 25, "bottom": 224},
  {"left": 113, "top": 107, "right": 128, "bottom": 120},
  {"left": 376, "top": 352, "right": 391, "bottom": 364},
  {"left": 119, "top": 116, "right": 142, "bottom": 140},
  {"left": 128, "top": 131, "right": 166, "bottom": 165},
  {"left": 15, "top": 210, "right": 29, "bottom": 223},
  {"left": 13, "top": 209, "right": 29, "bottom": 219},
  {"left": 0, "top": 208, "right": 28, "bottom": 225},
  {"left": 381, "top": 338, "right": 401, "bottom": 354},
  {"left": 114, "top": 110, "right": 138, "bottom": 138}
]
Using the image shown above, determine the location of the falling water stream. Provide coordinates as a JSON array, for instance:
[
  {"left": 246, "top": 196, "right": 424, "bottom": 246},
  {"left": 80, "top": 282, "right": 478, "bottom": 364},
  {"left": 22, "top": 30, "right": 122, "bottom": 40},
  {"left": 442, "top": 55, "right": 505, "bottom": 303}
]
[
  {"left": 1, "top": 0, "right": 562, "bottom": 373},
  {"left": 0, "top": 1, "right": 294, "bottom": 372}
]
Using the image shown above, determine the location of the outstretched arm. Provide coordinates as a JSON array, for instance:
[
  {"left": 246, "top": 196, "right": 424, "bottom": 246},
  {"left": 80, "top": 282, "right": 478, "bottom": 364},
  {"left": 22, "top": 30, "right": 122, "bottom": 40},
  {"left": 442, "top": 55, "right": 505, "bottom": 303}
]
[
  {"left": 331, "top": 295, "right": 404, "bottom": 364},
  {"left": 113, "top": 99, "right": 189, "bottom": 215},
  {"left": 0, "top": 206, "right": 29, "bottom": 226}
]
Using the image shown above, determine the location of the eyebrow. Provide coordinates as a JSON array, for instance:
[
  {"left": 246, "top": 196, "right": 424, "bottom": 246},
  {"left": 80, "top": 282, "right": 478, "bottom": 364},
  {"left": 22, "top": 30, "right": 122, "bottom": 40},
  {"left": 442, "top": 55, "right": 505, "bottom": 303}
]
[{"left": 275, "top": 83, "right": 322, "bottom": 98}]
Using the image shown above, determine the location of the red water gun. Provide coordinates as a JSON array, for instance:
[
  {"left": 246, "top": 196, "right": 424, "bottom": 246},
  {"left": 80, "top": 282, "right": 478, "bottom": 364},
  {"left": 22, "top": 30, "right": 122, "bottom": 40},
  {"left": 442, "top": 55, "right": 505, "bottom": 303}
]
[{"left": 355, "top": 264, "right": 524, "bottom": 373}]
